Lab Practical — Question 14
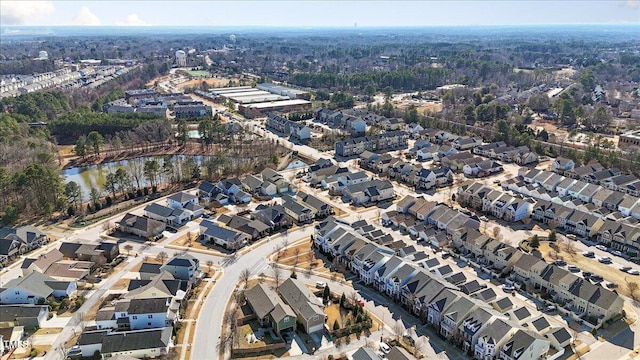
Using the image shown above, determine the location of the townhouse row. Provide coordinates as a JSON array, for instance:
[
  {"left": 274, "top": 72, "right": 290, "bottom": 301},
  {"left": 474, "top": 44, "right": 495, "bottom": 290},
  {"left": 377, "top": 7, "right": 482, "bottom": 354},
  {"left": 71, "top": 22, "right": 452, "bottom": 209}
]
[{"left": 313, "top": 218, "right": 568, "bottom": 360}]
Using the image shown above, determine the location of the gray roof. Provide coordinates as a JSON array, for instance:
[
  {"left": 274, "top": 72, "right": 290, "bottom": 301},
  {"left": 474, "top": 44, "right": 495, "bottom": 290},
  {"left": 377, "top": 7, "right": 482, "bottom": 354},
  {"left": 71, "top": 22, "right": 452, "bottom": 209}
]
[
  {"left": 244, "top": 283, "right": 295, "bottom": 323},
  {"left": 352, "top": 347, "right": 380, "bottom": 360},
  {"left": 115, "top": 298, "right": 169, "bottom": 315},
  {"left": 139, "top": 263, "right": 162, "bottom": 275},
  {"left": 77, "top": 330, "right": 108, "bottom": 346},
  {"left": 0, "top": 305, "right": 47, "bottom": 322},
  {"left": 1, "top": 272, "right": 60, "bottom": 299},
  {"left": 278, "top": 278, "right": 324, "bottom": 321},
  {"left": 145, "top": 203, "right": 175, "bottom": 218},
  {"left": 167, "top": 191, "right": 197, "bottom": 203},
  {"left": 101, "top": 327, "right": 173, "bottom": 353}
]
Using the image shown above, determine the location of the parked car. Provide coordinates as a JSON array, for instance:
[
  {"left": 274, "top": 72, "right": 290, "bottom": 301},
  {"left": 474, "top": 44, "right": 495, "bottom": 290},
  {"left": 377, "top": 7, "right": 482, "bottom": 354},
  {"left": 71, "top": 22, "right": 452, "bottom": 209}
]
[
  {"left": 598, "top": 257, "right": 612, "bottom": 264},
  {"left": 568, "top": 265, "right": 580, "bottom": 272},
  {"left": 620, "top": 266, "right": 632, "bottom": 273},
  {"left": 606, "top": 282, "right": 619, "bottom": 288},
  {"left": 583, "top": 271, "right": 592, "bottom": 279},
  {"left": 502, "top": 284, "right": 515, "bottom": 292},
  {"left": 596, "top": 245, "right": 608, "bottom": 251},
  {"left": 612, "top": 250, "right": 623, "bottom": 257},
  {"left": 315, "top": 281, "right": 327, "bottom": 289},
  {"left": 582, "top": 251, "right": 595, "bottom": 258},
  {"left": 380, "top": 343, "right": 391, "bottom": 354},
  {"left": 566, "top": 234, "right": 577, "bottom": 240},
  {"left": 629, "top": 270, "right": 640, "bottom": 276},
  {"left": 479, "top": 216, "right": 489, "bottom": 222},
  {"left": 554, "top": 260, "right": 567, "bottom": 266},
  {"left": 591, "top": 275, "right": 604, "bottom": 283}
]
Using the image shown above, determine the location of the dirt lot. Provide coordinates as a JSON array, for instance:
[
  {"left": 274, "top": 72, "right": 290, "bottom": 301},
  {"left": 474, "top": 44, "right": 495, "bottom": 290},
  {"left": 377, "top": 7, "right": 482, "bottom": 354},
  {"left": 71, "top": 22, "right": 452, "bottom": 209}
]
[
  {"left": 177, "top": 78, "right": 230, "bottom": 91},
  {"left": 538, "top": 242, "right": 636, "bottom": 296}
]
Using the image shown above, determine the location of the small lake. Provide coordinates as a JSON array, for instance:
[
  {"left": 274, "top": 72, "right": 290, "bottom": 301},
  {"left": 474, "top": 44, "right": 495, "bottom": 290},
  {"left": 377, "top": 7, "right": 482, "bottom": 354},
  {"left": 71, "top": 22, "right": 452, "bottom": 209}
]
[
  {"left": 285, "top": 160, "right": 307, "bottom": 170},
  {"left": 63, "top": 155, "right": 204, "bottom": 199}
]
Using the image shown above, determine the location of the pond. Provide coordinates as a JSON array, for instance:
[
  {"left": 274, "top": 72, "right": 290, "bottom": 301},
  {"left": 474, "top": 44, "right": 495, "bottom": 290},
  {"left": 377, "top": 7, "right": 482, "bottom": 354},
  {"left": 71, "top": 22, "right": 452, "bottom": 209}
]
[
  {"left": 284, "top": 160, "right": 307, "bottom": 170},
  {"left": 62, "top": 155, "right": 204, "bottom": 200}
]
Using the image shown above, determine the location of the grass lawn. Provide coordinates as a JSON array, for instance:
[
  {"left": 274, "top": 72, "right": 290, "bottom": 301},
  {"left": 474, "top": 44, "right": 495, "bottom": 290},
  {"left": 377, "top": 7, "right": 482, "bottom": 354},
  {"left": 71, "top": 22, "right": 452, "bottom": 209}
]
[
  {"left": 325, "top": 303, "right": 351, "bottom": 329},
  {"left": 237, "top": 321, "right": 281, "bottom": 348},
  {"left": 34, "top": 328, "right": 63, "bottom": 335},
  {"left": 12, "top": 345, "right": 52, "bottom": 358},
  {"left": 538, "top": 242, "right": 636, "bottom": 296},
  {"left": 187, "top": 70, "right": 211, "bottom": 77}
]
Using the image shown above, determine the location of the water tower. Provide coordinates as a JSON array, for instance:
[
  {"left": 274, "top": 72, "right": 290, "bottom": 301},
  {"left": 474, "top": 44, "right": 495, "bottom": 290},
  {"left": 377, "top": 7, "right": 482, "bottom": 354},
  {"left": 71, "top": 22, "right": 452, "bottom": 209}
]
[
  {"left": 38, "top": 50, "right": 48, "bottom": 59},
  {"left": 175, "top": 50, "right": 187, "bottom": 67}
]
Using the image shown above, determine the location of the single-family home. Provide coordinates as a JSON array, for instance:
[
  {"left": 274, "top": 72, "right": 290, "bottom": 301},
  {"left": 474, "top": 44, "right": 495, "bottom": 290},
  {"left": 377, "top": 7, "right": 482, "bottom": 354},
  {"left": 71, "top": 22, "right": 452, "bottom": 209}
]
[
  {"left": 199, "top": 220, "right": 249, "bottom": 250},
  {"left": 118, "top": 213, "right": 166, "bottom": 239},
  {"left": 277, "top": 278, "right": 326, "bottom": 334},
  {"left": 100, "top": 327, "right": 173, "bottom": 359},
  {"left": 244, "top": 283, "right": 296, "bottom": 335}
]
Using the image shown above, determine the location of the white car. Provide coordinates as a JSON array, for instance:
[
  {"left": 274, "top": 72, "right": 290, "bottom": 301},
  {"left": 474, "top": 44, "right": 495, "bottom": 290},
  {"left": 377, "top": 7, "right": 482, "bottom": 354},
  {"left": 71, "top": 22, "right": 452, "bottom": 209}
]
[
  {"left": 502, "top": 284, "right": 515, "bottom": 292},
  {"left": 629, "top": 270, "right": 640, "bottom": 276},
  {"left": 380, "top": 342, "right": 391, "bottom": 354},
  {"left": 315, "top": 281, "right": 326, "bottom": 288},
  {"left": 595, "top": 245, "right": 608, "bottom": 251}
]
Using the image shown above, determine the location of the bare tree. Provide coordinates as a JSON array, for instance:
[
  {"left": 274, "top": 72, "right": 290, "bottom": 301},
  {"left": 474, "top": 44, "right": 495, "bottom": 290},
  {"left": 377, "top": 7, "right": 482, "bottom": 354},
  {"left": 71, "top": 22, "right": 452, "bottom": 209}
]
[
  {"left": 493, "top": 226, "right": 501, "bottom": 239},
  {"left": 239, "top": 268, "right": 251, "bottom": 288},
  {"left": 626, "top": 278, "right": 639, "bottom": 301},
  {"left": 349, "top": 292, "right": 360, "bottom": 307},
  {"left": 123, "top": 244, "right": 133, "bottom": 256},
  {"left": 186, "top": 231, "right": 195, "bottom": 246},
  {"left": 272, "top": 264, "right": 283, "bottom": 289},
  {"left": 156, "top": 251, "right": 168, "bottom": 264},
  {"left": 281, "top": 237, "right": 290, "bottom": 252},
  {"left": 206, "top": 260, "right": 214, "bottom": 275},
  {"left": 293, "top": 248, "right": 301, "bottom": 268},
  {"left": 307, "top": 251, "right": 314, "bottom": 263},
  {"left": 393, "top": 319, "right": 405, "bottom": 342}
]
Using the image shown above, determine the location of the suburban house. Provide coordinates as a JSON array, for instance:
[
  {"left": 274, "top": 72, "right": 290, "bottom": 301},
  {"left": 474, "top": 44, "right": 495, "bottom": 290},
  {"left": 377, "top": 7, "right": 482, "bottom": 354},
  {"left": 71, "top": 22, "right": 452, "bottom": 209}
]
[
  {"left": 552, "top": 158, "right": 575, "bottom": 173},
  {"left": 167, "top": 192, "right": 198, "bottom": 210},
  {"left": 251, "top": 205, "right": 292, "bottom": 230},
  {"left": 21, "top": 249, "right": 93, "bottom": 281},
  {"left": 282, "top": 197, "right": 316, "bottom": 223},
  {"left": 0, "top": 272, "right": 76, "bottom": 304},
  {"left": 296, "top": 191, "right": 334, "bottom": 218},
  {"left": 342, "top": 179, "right": 395, "bottom": 205},
  {"left": 277, "top": 278, "right": 326, "bottom": 334},
  {"left": 199, "top": 220, "right": 249, "bottom": 250},
  {"left": 126, "top": 272, "right": 188, "bottom": 301},
  {"left": 118, "top": 213, "right": 166, "bottom": 239},
  {"left": 160, "top": 254, "right": 200, "bottom": 281},
  {"left": 217, "top": 214, "right": 271, "bottom": 241},
  {"left": 144, "top": 203, "right": 191, "bottom": 227},
  {"left": 0, "top": 226, "right": 49, "bottom": 262},
  {"left": 244, "top": 283, "right": 296, "bottom": 335},
  {"left": 95, "top": 297, "right": 174, "bottom": 331},
  {"left": 262, "top": 168, "right": 290, "bottom": 193},
  {"left": 0, "top": 305, "right": 48, "bottom": 329},
  {"left": 99, "top": 327, "right": 173, "bottom": 359},
  {"left": 58, "top": 241, "right": 120, "bottom": 262}
]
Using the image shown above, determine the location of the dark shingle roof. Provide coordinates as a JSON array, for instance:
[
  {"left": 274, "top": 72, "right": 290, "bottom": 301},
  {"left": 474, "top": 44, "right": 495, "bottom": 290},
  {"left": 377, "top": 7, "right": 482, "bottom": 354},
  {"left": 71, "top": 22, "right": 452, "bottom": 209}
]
[{"left": 101, "top": 327, "right": 173, "bottom": 353}]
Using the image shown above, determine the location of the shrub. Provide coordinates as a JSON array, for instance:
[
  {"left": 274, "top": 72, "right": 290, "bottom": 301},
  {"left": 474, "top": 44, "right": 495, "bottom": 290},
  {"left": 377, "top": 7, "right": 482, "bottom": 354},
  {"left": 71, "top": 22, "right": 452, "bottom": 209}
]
[
  {"left": 30, "top": 349, "right": 38, "bottom": 357},
  {"left": 333, "top": 320, "right": 340, "bottom": 331}
]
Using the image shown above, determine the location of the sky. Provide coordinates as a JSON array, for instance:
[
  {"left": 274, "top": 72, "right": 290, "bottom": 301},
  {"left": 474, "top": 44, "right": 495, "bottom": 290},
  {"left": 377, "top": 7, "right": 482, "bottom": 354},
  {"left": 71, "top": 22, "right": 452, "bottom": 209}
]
[{"left": 0, "top": 0, "right": 639, "bottom": 27}]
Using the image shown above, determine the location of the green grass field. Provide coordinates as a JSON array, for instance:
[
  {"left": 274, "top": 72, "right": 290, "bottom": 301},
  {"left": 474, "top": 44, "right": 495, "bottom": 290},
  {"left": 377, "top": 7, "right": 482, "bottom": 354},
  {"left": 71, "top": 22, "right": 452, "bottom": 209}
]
[{"left": 187, "top": 70, "right": 211, "bottom": 77}]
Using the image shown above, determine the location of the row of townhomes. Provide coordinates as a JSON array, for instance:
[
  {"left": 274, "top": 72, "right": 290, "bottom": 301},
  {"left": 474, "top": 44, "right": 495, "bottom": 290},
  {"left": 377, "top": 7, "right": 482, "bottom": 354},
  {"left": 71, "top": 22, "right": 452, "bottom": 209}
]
[
  {"left": 198, "top": 191, "right": 334, "bottom": 250},
  {"left": 457, "top": 163, "right": 640, "bottom": 254},
  {"left": 383, "top": 195, "right": 624, "bottom": 325},
  {"left": 360, "top": 152, "right": 456, "bottom": 190},
  {"left": 313, "top": 217, "right": 571, "bottom": 360},
  {"left": 72, "top": 254, "right": 201, "bottom": 358},
  {"left": 304, "top": 160, "right": 396, "bottom": 205},
  {"left": 266, "top": 113, "right": 311, "bottom": 142},
  {"left": 198, "top": 168, "right": 292, "bottom": 204},
  {"left": 334, "top": 131, "right": 409, "bottom": 157}
]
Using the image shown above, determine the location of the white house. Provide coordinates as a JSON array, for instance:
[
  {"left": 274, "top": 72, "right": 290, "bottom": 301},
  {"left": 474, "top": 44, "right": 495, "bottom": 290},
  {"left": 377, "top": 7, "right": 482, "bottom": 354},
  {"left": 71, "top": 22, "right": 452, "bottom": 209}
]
[
  {"left": 167, "top": 192, "right": 198, "bottom": 210},
  {"left": 199, "top": 220, "right": 249, "bottom": 250},
  {"left": 0, "top": 272, "right": 76, "bottom": 304}
]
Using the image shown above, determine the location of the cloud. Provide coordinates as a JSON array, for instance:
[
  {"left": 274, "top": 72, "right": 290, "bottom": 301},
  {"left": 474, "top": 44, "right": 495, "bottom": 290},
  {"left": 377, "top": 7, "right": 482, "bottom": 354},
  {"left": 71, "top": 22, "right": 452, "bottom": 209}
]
[
  {"left": 622, "top": 0, "right": 639, "bottom": 8},
  {"left": 115, "top": 14, "right": 150, "bottom": 26},
  {"left": 68, "top": 6, "right": 101, "bottom": 26},
  {"left": 0, "top": 1, "right": 55, "bottom": 25}
]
